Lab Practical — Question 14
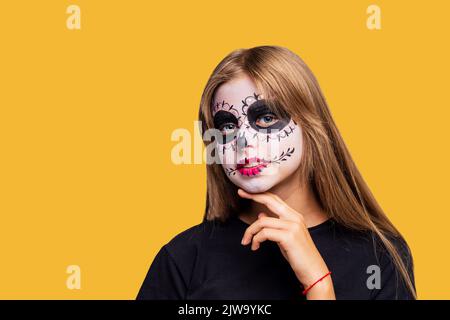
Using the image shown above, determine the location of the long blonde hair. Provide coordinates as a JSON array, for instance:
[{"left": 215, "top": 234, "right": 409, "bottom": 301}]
[{"left": 198, "top": 45, "right": 416, "bottom": 299}]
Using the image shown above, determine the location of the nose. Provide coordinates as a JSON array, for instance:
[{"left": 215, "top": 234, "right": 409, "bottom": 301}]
[
  {"left": 236, "top": 133, "right": 247, "bottom": 149},
  {"left": 236, "top": 130, "right": 256, "bottom": 154}
]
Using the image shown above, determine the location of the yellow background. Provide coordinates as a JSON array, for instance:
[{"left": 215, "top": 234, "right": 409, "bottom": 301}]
[{"left": 0, "top": 0, "right": 448, "bottom": 299}]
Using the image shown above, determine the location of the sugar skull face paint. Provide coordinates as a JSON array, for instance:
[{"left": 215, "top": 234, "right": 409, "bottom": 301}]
[{"left": 211, "top": 74, "right": 303, "bottom": 193}]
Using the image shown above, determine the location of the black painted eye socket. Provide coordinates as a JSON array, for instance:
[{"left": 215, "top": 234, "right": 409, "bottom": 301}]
[
  {"left": 213, "top": 110, "right": 238, "bottom": 144},
  {"left": 247, "top": 99, "right": 290, "bottom": 132}
]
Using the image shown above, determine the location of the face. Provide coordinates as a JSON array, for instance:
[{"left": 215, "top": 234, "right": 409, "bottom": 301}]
[{"left": 211, "top": 74, "right": 303, "bottom": 193}]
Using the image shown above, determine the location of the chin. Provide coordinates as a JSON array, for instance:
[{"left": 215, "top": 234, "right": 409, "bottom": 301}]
[{"left": 233, "top": 177, "right": 277, "bottom": 194}]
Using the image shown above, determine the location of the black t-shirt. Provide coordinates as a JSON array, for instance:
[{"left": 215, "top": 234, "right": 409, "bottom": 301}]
[{"left": 136, "top": 215, "right": 415, "bottom": 300}]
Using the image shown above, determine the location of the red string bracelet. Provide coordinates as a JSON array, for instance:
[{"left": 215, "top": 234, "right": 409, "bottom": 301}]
[{"left": 302, "top": 271, "right": 332, "bottom": 296}]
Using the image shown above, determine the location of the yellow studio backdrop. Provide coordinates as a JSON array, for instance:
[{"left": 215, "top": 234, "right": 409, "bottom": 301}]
[{"left": 0, "top": 0, "right": 448, "bottom": 299}]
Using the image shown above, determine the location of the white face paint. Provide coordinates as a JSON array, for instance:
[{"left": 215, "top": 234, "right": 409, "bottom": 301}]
[{"left": 212, "top": 74, "right": 303, "bottom": 193}]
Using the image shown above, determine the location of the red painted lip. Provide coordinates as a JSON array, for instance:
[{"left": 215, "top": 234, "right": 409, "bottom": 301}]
[{"left": 236, "top": 157, "right": 268, "bottom": 176}]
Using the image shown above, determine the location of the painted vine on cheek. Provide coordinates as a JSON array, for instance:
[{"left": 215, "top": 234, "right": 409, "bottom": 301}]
[{"left": 254, "top": 123, "right": 297, "bottom": 143}]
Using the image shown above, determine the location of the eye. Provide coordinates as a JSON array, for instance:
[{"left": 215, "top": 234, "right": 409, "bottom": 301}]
[
  {"left": 213, "top": 110, "right": 239, "bottom": 144},
  {"left": 255, "top": 113, "right": 279, "bottom": 128},
  {"left": 247, "top": 99, "right": 291, "bottom": 132},
  {"left": 219, "top": 123, "right": 237, "bottom": 135}
]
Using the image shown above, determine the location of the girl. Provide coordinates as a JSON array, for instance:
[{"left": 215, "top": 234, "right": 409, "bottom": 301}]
[{"left": 137, "top": 45, "right": 416, "bottom": 300}]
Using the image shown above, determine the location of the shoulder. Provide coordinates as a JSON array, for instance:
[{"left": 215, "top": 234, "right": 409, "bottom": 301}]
[
  {"left": 329, "top": 222, "right": 416, "bottom": 299},
  {"left": 371, "top": 231, "right": 414, "bottom": 270},
  {"left": 138, "top": 219, "right": 216, "bottom": 297},
  {"left": 325, "top": 220, "right": 414, "bottom": 280},
  {"left": 137, "top": 219, "right": 215, "bottom": 300},
  {"left": 328, "top": 220, "right": 413, "bottom": 262},
  {"left": 164, "top": 218, "right": 215, "bottom": 250},
  {"left": 161, "top": 218, "right": 218, "bottom": 266},
  {"left": 368, "top": 230, "right": 416, "bottom": 299}
]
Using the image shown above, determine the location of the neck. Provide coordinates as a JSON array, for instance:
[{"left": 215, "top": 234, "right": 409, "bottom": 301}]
[{"left": 239, "top": 170, "right": 328, "bottom": 228}]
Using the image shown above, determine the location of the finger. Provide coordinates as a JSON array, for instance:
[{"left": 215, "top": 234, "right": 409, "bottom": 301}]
[
  {"left": 237, "top": 189, "right": 289, "bottom": 218},
  {"left": 241, "top": 214, "right": 291, "bottom": 245},
  {"left": 238, "top": 189, "right": 301, "bottom": 222},
  {"left": 251, "top": 227, "right": 286, "bottom": 250}
]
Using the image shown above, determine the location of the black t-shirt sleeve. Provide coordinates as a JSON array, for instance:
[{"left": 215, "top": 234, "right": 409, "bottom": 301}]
[
  {"left": 136, "top": 245, "right": 187, "bottom": 300},
  {"left": 371, "top": 236, "right": 416, "bottom": 300}
]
